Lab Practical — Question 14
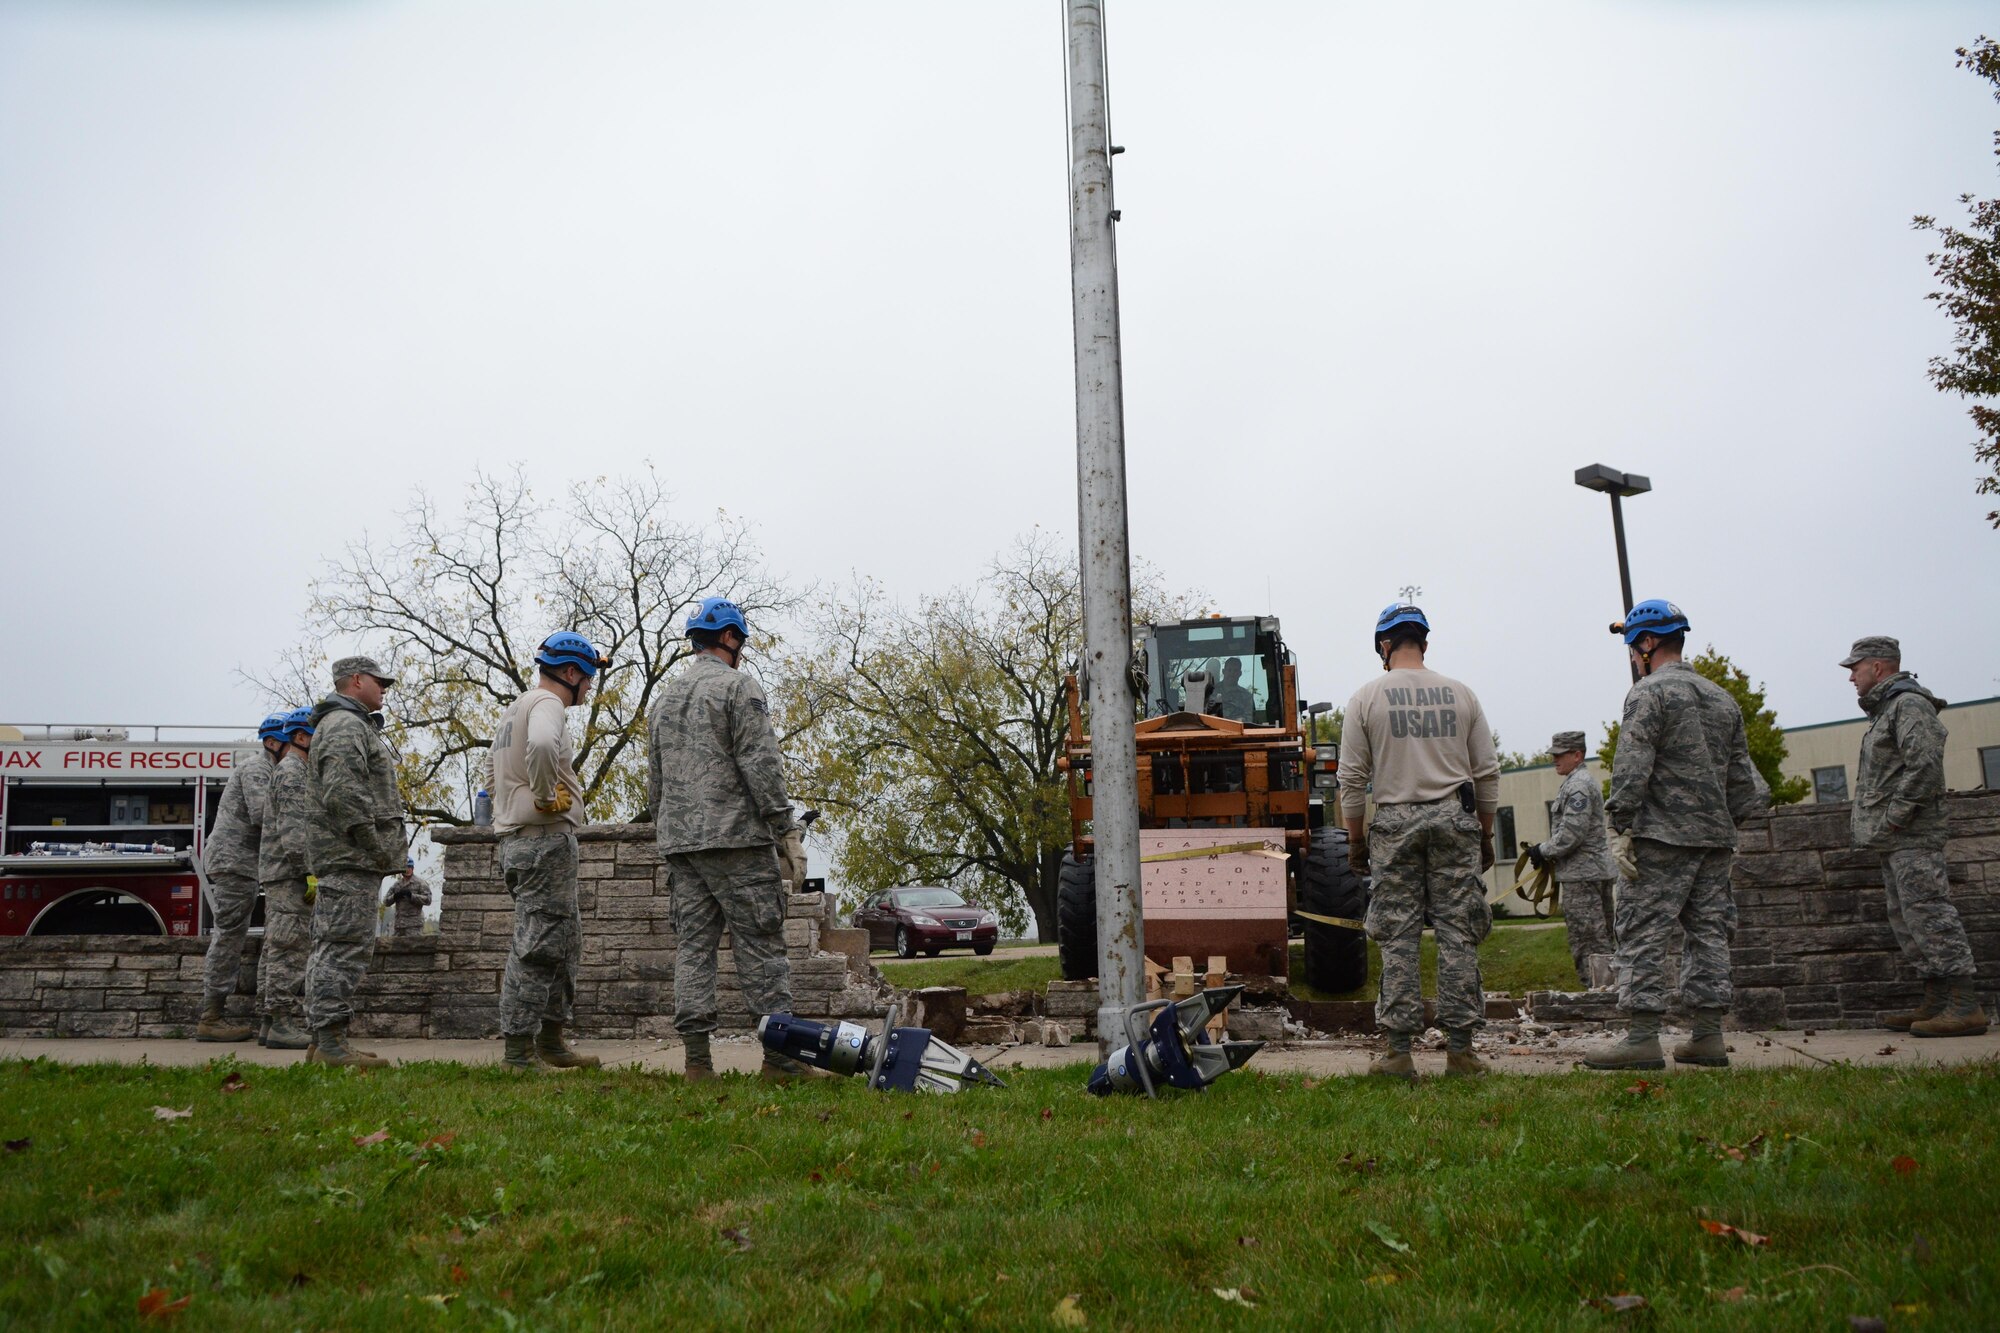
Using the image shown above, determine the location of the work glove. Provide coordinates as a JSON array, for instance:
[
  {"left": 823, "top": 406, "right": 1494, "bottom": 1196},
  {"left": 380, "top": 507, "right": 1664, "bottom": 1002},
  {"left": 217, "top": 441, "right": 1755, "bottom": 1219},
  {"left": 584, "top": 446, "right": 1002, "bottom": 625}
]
[
  {"left": 534, "top": 786, "right": 575, "bottom": 816},
  {"left": 1479, "top": 835, "right": 1496, "bottom": 872},
  {"left": 304, "top": 876, "right": 318, "bottom": 905},
  {"left": 1348, "top": 838, "right": 1370, "bottom": 878},
  {"left": 1611, "top": 830, "right": 1638, "bottom": 880},
  {"left": 1526, "top": 843, "right": 1548, "bottom": 871}
]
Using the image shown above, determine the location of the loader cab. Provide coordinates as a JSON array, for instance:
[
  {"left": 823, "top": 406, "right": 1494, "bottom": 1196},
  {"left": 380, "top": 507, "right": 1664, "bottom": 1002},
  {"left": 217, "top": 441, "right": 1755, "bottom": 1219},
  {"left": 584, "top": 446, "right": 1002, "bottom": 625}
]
[{"left": 1141, "top": 616, "right": 1289, "bottom": 726}]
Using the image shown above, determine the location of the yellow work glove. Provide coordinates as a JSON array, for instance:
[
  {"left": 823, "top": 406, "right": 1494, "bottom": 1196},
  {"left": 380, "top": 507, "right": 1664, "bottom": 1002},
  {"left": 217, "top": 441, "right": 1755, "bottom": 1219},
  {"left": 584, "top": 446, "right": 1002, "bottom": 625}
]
[
  {"left": 304, "top": 875, "right": 318, "bottom": 905},
  {"left": 1610, "top": 831, "right": 1638, "bottom": 880},
  {"left": 534, "top": 786, "right": 575, "bottom": 816}
]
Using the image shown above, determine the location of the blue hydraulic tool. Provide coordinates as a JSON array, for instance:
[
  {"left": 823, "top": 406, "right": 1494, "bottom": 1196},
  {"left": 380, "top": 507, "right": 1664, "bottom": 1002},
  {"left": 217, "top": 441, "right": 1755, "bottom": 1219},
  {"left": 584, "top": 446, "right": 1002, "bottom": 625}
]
[
  {"left": 1087, "top": 985, "right": 1264, "bottom": 1097},
  {"left": 757, "top": 1003, "right": 1006, "bottom": 1095}
]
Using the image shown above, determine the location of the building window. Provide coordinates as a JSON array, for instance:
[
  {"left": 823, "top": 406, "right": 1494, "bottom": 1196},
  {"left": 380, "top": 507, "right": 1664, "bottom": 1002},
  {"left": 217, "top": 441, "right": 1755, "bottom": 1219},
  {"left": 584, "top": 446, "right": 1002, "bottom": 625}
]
[
  {"left": 1983, "top": 746, "right": 2000, "bottom": 791},
  {"left": 1812, "top": 766, "right": 1849, "bottom": 803},
  {"left": 1495, "top": 806, "right": 1517, "bottom": 859}
]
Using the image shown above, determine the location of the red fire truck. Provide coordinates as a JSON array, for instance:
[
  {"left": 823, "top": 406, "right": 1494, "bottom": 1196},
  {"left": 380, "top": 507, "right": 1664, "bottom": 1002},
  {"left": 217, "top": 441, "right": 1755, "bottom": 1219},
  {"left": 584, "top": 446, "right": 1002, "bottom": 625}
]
[{"left": 0, "top": 729, "right": 255, "bottom": 937}]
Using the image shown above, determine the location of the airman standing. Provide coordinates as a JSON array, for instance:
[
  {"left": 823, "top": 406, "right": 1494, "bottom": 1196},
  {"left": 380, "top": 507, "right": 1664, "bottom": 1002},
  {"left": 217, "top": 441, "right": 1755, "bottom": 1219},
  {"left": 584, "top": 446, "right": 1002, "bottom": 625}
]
[
  {"left": 194, "top": 712, "right": 288, "bottom": 1042},
  {"left": 1530, "top": 730, "right": 1618, "bottom": 988}
]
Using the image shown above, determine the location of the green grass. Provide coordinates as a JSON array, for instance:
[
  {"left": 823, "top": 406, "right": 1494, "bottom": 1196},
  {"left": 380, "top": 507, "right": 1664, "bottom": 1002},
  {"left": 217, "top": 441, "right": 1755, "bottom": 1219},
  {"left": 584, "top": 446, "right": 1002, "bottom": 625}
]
[
  {"left": 879, "top": 953, "right": 1063, "bottom": 995},
  {"left": 3, "top": 1057, "right": 1997, "bottom": 1329},
  {"left": 1291, "top": 924, "right": 1579, "bottom": 1003}
]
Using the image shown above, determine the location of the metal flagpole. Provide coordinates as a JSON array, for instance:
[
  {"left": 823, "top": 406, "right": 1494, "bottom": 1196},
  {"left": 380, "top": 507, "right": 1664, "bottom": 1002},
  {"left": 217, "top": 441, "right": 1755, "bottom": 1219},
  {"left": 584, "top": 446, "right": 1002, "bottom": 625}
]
[{"left": 1062, "top": 0, "right": 1145, "bottom": 1056}]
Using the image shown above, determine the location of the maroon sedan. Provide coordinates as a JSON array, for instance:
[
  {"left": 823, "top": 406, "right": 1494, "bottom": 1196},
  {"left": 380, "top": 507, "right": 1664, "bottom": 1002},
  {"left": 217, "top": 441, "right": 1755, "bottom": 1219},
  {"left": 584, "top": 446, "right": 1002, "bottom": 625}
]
[{"left": 854, "top": 887, "right": 1000, "bottom": 958}]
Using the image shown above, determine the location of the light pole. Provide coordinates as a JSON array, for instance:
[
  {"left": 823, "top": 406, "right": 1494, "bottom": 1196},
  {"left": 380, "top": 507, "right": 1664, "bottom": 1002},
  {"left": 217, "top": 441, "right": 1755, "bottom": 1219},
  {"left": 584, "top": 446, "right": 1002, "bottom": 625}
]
[
  {"left": 1573, "top": 464, "right": 1651, "bottom": 683},
  {"left": 1064, "top": 0, "right": 1145, "bottom": 1056}
]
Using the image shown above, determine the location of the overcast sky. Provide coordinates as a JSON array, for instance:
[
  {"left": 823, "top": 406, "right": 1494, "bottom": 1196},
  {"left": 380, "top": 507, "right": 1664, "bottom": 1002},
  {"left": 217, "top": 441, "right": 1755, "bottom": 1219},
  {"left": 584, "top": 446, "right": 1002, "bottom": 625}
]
[{"left": 4, "top": 0, "right": 1997, "bottom": 758}]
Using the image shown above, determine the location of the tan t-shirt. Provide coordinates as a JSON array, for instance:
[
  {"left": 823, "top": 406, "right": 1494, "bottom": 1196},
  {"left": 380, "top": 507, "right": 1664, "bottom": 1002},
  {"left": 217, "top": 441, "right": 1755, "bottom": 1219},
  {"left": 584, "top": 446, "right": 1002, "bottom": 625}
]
[
  {"left": 490, "top": 687, "right": 584, "bottom": 835},
  {"left": 1338, "top": 667, "right": 1500, "bottom": 819}
]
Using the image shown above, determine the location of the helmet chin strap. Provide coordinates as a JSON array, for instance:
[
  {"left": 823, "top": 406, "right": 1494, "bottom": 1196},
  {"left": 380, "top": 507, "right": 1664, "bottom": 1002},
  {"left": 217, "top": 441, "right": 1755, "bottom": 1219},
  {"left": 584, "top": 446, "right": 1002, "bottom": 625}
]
[{"left": 547, "top": 667, "right": 584, "bottom": 706}]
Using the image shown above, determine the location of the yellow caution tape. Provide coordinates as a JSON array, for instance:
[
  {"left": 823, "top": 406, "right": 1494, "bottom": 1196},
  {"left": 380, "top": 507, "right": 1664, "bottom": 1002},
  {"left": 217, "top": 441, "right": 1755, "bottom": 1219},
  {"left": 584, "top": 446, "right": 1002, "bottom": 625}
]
[
  {"left": 1294, "top": 908, "right": 1365, "bottom": 931},
  {"left": 1138, "top": 841, "right": 1284, "bottom": 864}
]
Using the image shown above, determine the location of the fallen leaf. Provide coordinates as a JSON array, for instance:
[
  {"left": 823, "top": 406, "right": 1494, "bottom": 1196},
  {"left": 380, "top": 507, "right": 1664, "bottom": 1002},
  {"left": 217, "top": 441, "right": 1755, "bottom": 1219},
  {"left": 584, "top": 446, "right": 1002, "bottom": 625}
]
[
  {"left": 1698, "top": 1219, "right": 1771, "bottom": 1248},
  {"left": 1339, "top": 1152, "right": 1379, "bottom": 1175},
  {"left": 137, "top": 1289, "right": 193, "bottom": 1320},
  {"left": 1236, "top": 1235, "right": 1260, "bottom": 1248},
  {"left": 1892, "top": 1302, "right": 1926, "bottom": 1315},
  {"left": 353, "top": 1130, "right": 391, "bottom": 1148},
  {"left": 807, "top": 1171, "right": 824, "bottom": 1183},
  {"left": 969, "top": 1130, "right": 988, "bottom": 1148},
  {"left": 995, "top": 1272, "right": 1011, "bottom": 1282},
  {"left": 151, "top": 1106, "right": 192, "bottom": 1122},
  {"left": 418, "top": 1132, "right": 457, "bottom": 1152},
  {"left": 1050, "top": 1294, "right": 1087, "bottom": 1327},
  {"left": 219, "top": 1071, "right": 248, "bottom": 1093},
  {"left": 901, "top": 1111, "right": 914, "bottom": 1120},
  {"left": 753, "top": 1104, "right": 781, "bottom": 1119},
  {"left": 416, "top": 1293, "right": 457, "bottom": 1308},
  {"left": 1212, "top": 1287, "right": 1257, "bottom": 1308},
  {"left": 4, "top": 1138, "right": 29, "bottom": 1153},
  {"left": 720, "top": 1225, "right": 753, "bottom": 1253},
  {"left": 1877, "top": 1045, "right": 1898, "bottom": 1056},
  {"left": 1714, "top": 1287, "right": 1747, "bottom": 1304},
  {"left": 286, "top": 1273, "right": 310, "bottom": 1289},
  {"left": 1846, "top": 1318, "right": 1885, "bottom": 1333},
  {"left": 1041, "top": 1107, "right": 1055, "bottom": 1121},
  {"left": 1892, "top": 1155, "right": 1918, "bottom": 1176},
  {"left": 1366, "top": 1220, "right": 1412, "bottom": 1254},
  {"left": 1585, "top": 1293, "right": 1648, "bottom": 1313},
  {"left": 1363, "top": 1272, "right": 1400, "bottom": 1286},
  {"left": 1624, "top": 1080, "right": 1663, "bottom": 1098},
  {"left": 449, "top": 1265, "right": 467, "bottom": 1285}
]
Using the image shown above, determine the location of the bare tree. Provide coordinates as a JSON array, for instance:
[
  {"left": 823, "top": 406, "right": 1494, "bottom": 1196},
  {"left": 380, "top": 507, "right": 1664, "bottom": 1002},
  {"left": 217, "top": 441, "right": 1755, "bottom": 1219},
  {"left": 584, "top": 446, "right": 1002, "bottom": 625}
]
[{"left": 250, "top": 467, "right": 792, "bottom": 826}]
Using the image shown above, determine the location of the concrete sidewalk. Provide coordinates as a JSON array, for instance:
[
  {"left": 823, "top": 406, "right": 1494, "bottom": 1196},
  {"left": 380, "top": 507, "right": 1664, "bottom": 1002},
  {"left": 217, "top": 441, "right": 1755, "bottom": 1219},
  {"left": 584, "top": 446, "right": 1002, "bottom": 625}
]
[{"left": 5, "top": 1027, "right": 1994, "bottom": 1078}]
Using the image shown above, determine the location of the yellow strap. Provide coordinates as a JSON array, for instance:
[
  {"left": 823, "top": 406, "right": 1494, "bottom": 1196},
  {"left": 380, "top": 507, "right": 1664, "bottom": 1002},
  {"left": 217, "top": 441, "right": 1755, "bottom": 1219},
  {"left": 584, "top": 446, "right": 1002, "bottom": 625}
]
[
  {"left": 1295, "top": 908, "right": 1365, "bottom": 931},
  {"left": 1138, "top": 841, "right": 1283, "bottom": 864}
]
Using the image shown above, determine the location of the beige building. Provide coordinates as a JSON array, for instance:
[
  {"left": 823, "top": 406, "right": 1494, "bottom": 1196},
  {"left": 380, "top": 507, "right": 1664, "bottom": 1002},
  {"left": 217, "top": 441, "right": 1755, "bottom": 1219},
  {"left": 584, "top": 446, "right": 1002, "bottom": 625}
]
[{"left": 1482, "top": 695, "right": 2000, "bottom": 908}]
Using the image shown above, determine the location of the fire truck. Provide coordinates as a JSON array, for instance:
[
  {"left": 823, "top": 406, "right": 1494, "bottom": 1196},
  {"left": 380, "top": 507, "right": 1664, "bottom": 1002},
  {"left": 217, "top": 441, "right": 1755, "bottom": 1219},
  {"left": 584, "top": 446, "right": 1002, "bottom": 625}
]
[{"left": 0, "top": 727, "right": 256, "bottom": 938}]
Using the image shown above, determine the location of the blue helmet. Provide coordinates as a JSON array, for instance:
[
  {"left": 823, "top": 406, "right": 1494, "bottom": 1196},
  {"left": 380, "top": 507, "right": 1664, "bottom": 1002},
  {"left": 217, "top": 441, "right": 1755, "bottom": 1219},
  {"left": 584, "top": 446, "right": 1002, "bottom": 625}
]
[
  {"left": 282, "top": 706, "right": 315, "bottom": 738},
  {"left": 535, "top": 630, "right": 609, "bottom": 678},
  {"left": 1374, "top": 602, "right": 1430, "bottom": 647},
  {"left": 685, "top": 597, "right": 749, "bottom": 640},
  {"left": 1618, "top": 599, "right": 1690, "bottom": 645},
  {"left": 256, "top": 713, "right": 290, "bottom": 742}
]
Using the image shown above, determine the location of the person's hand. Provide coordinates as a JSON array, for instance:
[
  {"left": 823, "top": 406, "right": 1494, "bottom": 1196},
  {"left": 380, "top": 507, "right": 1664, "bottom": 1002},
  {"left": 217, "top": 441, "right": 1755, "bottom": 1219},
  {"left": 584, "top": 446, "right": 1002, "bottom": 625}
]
[
  {"left": 1526, "top": 843, "right": 1548, "bottom": 871},
  {"left": 1611, "top": 831, "right": 1638, "bottom": 880},
  {"left": 1479, "top": 835, "right": 1496, "bottom": 872},
  {"left": 534, "top": 787, "right": 575, "bottom": 816},
  {"left": 1348, "top": 838, "right": 1370, "bottom": 877}
]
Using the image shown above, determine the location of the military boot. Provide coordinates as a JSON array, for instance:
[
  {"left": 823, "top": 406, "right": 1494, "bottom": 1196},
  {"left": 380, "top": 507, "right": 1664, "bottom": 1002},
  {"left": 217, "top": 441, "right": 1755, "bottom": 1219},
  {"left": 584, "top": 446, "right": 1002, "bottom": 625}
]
[
  {"left": 1444, "top": 1050, "right": 1489, "bottom": 1078},
  {"left": 195, "top": 998, "right": 254, "bottom": 1043},
  {"left": 308, "top": 1024, "right": 391, "bottom": 1069},
  {"left": 257, "top": 1016, "right": 271, "bottom": 1047},
  {"left": 502, "top": 1032, "right": 555, "bottom": 1072},
  {"left": 1367, "top": 1049, "right": 1417, "bottom": 1081},
  {"left": 1583, "top": 1013, "right": 1664, "bottom": 1071},
  {"left": 536, "top": 1021, "right": 602, "bottom": 1070},
  {"left": 682, "top": 1031, "right": 717, "bottom": 1083},
  {"left": 1883, "top": 978, "right": 1946, "bottom": 1032},
  {"left": 761, "top": 1052, "right": 816, "bottom": 1085},
  {"left": 1910, "top": 981, "right": 1991, "bottom": 1038},
  {"left": 265, "top": 1016, "right": 312, "bottom": 1051},
  {"left": 1672, "top": 1008, "right": 1730, "bottom": 1068}
]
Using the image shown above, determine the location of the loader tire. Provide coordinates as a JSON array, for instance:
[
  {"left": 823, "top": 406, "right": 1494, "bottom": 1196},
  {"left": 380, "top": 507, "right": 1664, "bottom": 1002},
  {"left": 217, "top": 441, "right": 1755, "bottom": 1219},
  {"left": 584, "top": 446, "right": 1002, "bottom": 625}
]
[
  {"left": 1056, "top": 852, "right": 1098, "bottom": 982},
  {"left": 1299, "top": 826, "right": 1369, "bottom": 994}
]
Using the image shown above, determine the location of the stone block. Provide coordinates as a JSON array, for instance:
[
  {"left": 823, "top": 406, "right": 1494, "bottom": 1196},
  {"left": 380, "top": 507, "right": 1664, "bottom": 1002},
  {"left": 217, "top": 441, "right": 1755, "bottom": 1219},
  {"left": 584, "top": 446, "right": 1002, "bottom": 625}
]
[
  {"left": 1731, "top": 987, "right": 1786, "bottom": 1028},
  {"left": 1800, "top": 890, "right": 1860, "bottom": 923},
  {"left": 959, "top": 1016, "right": 1017, "bottom": 1044},
  {"left": 603, "top": 981, "right": 672, "bottom": 1012},
  {"left": 57, "top": 1010, "right": 137, "bottom": 1038},
  {"left": 782, "top": 919, "right": 818, "bottom": 950},
  {"left": 47, "top": 988, "right": 105, "bottom": 1012},
  {"left": 1485, "top": 994, "right": 1520, "bottom": 1020},
  {"left": 1043, "top": 981, "right": 1098, "bottom": 1018},
  {"left": 910, "top": 987, "right": 967, "bottom": 1042},
  {"left": 1525, "top": 990, "right": 1620, "bottom": 1024},
  {"left": 787, "top": 893, "right": 827, "bottom": 919},
  {"left": 1225, "top": 1006, "right": 1288, "bottom": 1042},
  {"left": 1736, "top": 824, "right": 1770, "bottom": 854},
  {"left": 1731, "top": 852, "right": 1823, "bottom": 889},
  {"left": 1771, "top": 811, "right": 1851, "bottom": 851},
  {"left": 0, "top": 973, "right": 32, "bottom": 1001}
]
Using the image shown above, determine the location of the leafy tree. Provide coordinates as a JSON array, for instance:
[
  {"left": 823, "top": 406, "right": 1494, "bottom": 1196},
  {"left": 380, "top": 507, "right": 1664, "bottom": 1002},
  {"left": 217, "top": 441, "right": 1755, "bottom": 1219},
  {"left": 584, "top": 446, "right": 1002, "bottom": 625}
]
[
  {"left": 1596, "top": 647, "right": 1812, "bottom": 806},
  {"left": 250, "top": 467, "right": 790, "bottom": 825},
  {"left": 1495, "top": 735, "right": 1552, "bottom": 771},
  {"left": 778, "top": 531, "right": 1201, "bottom": 941},
  {"left": 1915, "top": 36, "right": 2000, "bottom": 527},
  {"left": 1308, "top": 708, "right": 1343, "bottom": 745}
]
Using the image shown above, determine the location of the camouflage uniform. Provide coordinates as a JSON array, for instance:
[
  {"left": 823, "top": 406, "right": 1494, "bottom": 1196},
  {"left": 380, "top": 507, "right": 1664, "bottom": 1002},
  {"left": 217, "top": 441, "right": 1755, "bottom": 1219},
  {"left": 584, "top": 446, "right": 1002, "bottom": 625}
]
[
  {"left": 1853, "top": 672, "right": 1974, "bottom": 979},
  {"left": 498, "top": 832, "right": 581, "bottom": 1033},
  {"left": 1541, "top": 753, "right": 1618, "bottom": 987},
  {"left": 1604, "top": 663, "right": 1769, "bottom": 1015},
  {"left": 383, "top": 873, "right": 433, "bottom": 936},
  {"left": 303, "top": 693, "right": 405, "bottom": 1031},
  {"left": 1364, "top": 800, "right": 1492, "bottom": 1033},
  {"left": 255, "top": 750, "right": 314, "bottom": 1022},
  {"left": 199, "top": 748, "right": 275, "bottom": 1006},
  {"left": 648, "top": 654, "right": 797, "bottom": 1034}
]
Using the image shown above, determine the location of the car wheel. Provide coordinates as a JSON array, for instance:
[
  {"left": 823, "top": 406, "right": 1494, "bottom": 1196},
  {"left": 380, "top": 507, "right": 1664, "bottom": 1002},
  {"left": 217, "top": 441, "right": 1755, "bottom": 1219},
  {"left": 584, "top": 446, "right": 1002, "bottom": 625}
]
[{"left": 895, "top": 926, "right": 916, "bottom": 960}]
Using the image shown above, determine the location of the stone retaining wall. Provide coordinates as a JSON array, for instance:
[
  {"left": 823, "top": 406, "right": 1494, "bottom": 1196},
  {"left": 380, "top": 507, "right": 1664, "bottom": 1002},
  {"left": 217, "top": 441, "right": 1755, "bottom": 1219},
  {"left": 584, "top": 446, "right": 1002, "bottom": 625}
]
[
  {"left": 1725, "top": 789, "right": 2000, "bottom": 1029},
  {"left": 0, "top": 823, "right": 887, "bottom": 1040}
]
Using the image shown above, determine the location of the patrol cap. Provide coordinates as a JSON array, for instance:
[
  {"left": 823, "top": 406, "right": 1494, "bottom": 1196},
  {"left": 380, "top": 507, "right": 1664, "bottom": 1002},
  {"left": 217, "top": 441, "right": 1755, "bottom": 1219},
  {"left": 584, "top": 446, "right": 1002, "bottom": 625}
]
[
  {"left": 1839, "top": 636, "right": 1900, "bottom": 668},
  {"left": 1549, "top": 730, "right": 1587, "bottom": 756},
  {"left": 331, "top": 655, "right": 398, "bottom": 686}
]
